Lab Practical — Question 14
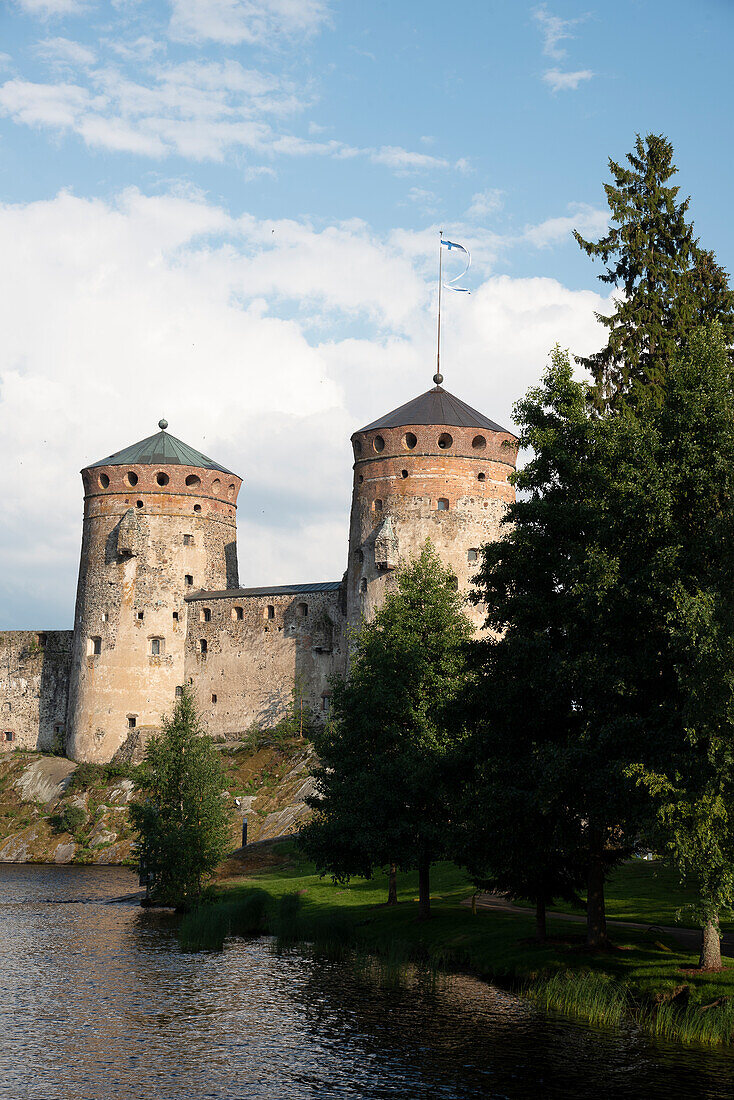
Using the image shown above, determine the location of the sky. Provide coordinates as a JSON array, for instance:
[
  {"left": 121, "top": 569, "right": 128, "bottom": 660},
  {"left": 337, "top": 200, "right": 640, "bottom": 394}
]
[{"left": 1, "top": 0, "right": 732, "bottom": 629}]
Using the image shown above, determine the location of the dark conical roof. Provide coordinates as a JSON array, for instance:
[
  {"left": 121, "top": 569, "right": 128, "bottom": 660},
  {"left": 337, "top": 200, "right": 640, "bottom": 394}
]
[
  {"left": 88, "top": 425, "right": 236, "bottom": 475},
  {"left": 356, "top": 386, "right": 513, "bottom": 435}
]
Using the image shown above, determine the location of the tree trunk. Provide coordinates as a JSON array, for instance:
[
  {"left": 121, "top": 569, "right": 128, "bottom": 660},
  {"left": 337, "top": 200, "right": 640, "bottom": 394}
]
[
  {"left": 699, "top": 917, "right": 722, "bottom": 971},
  {"left": 417, "top": 853, "right": 431, "bottom": 920},
  {"left": 586, "top": 836, "right": 608, "bottom": 948},
  {"left": 387, "top": 862, "right": 398, "bottom": 905},
  {"left": 535, "top": 895, "right": 547, "bottom": 943}
]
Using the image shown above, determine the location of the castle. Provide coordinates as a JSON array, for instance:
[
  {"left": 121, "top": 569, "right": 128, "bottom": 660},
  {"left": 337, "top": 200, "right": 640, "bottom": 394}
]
[{"left": 0, "top": 376, "right": 518, "bottom": 763}]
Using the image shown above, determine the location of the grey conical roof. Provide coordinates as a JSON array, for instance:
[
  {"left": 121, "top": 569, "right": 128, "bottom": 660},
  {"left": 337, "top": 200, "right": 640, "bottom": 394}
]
[
  {"left": 88, "top": 428, "right": 236, "bottom": 475},
  {"left": 356, "top": 386, "right": 512, "bottom": 435}
]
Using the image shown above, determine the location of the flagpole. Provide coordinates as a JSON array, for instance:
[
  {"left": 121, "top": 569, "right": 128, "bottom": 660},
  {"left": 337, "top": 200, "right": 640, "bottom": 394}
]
[{"left": 435, "top": 229, "right": 443, "bottom": 386}]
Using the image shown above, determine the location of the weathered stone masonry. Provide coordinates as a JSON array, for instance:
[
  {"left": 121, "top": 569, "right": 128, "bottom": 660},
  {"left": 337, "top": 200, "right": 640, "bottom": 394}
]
[{"left": 0, "top": 384, "right": 518, "bottom": 762}]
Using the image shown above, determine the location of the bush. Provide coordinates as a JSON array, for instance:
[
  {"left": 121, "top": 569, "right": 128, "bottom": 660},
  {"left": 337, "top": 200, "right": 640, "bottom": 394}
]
[
  {"left": 179, "top": 890, "right": 269, "bottom": 951},
  {"left": 49, "top": 803, "right": 87, "bottom": 836}
]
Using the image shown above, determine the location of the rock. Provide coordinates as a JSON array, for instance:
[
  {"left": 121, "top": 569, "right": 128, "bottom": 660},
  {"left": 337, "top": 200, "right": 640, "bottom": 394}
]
[
  {"left": 89, "top": 825, "right": 117, "bottom": 849},
  {"left": 53, "top": 842, "right": 76, "bottom": 863},
  {"left": 15, "top": 758, "right": 77, "bottom": 804},
  {"left": 107, "top": 780, "right": 134, "bottom": 804}
]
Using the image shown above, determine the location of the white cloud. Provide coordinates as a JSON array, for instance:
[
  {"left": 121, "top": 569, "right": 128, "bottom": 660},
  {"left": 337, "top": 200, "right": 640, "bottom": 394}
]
[
  {"left": 14, "top": 0, "right": 88, "bottom": 13},
  {"left": 522, "top": 202, "right": 607, "bottom": 247},
  {"left": 0, "top": 187, "right": 612, "bottom": 629},
  {"left": 369, "top": 146, "right": 450, "bottom": 173},
  {"left": 168, "top": 0, "right": 331, "bottom": 45},
  {"left": 532, "top": 5, "right": 581, "bottom": 60},
  {"left": 543, "top": 67, "right": 594, "bottom": 93},
  {"left": 35, "top": 37, "right": 97, "bottom": 66},
  {"left": 466, "top": 188, "right": 503, "bottom": 221}
]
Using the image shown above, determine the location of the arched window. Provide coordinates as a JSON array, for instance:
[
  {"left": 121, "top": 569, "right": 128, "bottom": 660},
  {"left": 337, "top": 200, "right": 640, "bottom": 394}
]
[
  {"left": 477, "top": 472, "right": 486, "bottom": 482},
  {"left": 438, "top": 433, "right": 453, "bottom": 449},
  {"left": 201, "top": 607, "right": 211, "bottom": 622},
  {"left": 232, "top": 606, "right": 244, "bottom": 621}
]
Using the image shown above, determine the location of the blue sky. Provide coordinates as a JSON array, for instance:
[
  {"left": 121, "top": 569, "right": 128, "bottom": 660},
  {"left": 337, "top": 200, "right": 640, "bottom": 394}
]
[{"left": 0, "top": 0, "right": 732, "bottom": 627}]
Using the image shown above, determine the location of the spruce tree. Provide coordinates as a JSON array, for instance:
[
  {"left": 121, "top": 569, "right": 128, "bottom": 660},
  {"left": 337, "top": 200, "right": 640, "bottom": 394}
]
[{"left": 576, "top": 133, "right": 734, "bottom": 406}]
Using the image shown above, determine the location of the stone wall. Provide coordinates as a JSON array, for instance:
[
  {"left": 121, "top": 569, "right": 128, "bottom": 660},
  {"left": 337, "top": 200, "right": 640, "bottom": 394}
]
[
  {"left": 0, "top": 631, "right": 72, "bottom": 752},
  {"left": 66, "top": 461, "right": 241, "bottom": 762},
  {"left": 345, "top": 420, "right": 518, "bottom": 632},
  {"left": 184, "top": 585, "right": 347, "bottom": 735}
]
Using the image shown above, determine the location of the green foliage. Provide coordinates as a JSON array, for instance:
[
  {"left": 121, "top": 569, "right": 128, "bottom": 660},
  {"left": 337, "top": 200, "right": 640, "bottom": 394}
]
[
  {"left": 575, "top": 133, "right": 734, "bottom": 407},
  {"left": 130, "top": 687, "right": 231, "bottom": 909},
  {"left": 49, "top": 803, "right": 87, "bottom": 836},
  {"left": 66, "top": 759, "right": 138, "bottom": 794},
  {"left": 299, "top": 541, "right": 473, "bottom": 916}
]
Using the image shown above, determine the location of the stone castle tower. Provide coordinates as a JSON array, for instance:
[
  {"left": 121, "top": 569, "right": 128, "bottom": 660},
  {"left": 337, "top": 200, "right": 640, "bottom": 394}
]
[
  {"left": 66, "top": 421, "right": 241, "bottom": 762},
  {"left": 345, "top": 377, "right": 518, "bottom": 632}
]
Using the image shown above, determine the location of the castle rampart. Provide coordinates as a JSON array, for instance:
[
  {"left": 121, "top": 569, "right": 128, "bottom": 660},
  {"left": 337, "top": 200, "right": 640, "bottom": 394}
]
[{"left": 0, "top": 631, "right": 72, "bottom": 752}]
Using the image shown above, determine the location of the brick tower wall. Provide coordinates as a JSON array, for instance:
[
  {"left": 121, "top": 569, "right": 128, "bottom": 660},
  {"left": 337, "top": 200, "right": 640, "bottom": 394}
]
[
  {"left": 345, "top": 420, "right": 518, "bottom": 632},
  {"left": 66, "top": 462, "right": 241, "bottom": 763}
]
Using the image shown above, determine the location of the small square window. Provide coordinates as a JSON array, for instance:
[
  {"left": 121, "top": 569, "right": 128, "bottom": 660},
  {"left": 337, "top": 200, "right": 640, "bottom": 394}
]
[
  {"left": 467, "top": 548, "right": 479, "bottom": 562},
  {"left": 137, "top": 611, "right": 144, "bottom": 621},
  {"left": 183, "top": 534, "right": 194, "bottom": 546},
  {"left": 185, "top": 575, "right": 194, "bottom": 587},
  {"left": 127, "top": 716, "right": 137, "bottom": 729},
  {"left": 437, "top": 498, "right": 449, "bottom": 511},
  {"left": 173, "top": 611, "right": 179, "bottom": 621},
  {"left": 4, "top": 731, "right": 14, "bottom": 742}
]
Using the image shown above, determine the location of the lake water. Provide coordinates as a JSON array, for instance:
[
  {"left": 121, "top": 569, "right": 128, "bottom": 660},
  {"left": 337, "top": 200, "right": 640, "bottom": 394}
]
[{"left": 2, "top": 864, "right": 734, "bottom": 1099}]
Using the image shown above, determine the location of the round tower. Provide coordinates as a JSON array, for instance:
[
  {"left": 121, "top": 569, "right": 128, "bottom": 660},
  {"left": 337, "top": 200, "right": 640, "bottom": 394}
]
[
  {"left": 66, "top": 421, "right": 242, "bottom": 763},
  {"left": 346, "top": 379, "right": 518, "bottom": 633}
]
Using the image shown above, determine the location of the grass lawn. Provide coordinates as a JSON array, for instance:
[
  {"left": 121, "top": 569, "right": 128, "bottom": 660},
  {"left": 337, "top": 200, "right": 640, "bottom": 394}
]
[{"left": 211, "top": 842, "right": 734, "bottom": 1016}]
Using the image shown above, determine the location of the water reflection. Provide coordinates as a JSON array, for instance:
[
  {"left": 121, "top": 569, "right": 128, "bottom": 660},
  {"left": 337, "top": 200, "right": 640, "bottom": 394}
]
[{"left": 0, "top": 865, "right": 733, "bottom": 1099}]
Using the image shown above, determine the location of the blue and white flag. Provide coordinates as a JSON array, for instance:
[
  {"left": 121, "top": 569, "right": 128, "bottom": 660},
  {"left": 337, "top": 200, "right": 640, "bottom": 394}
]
[{"left": 441, "top": 238, "right": 471, "bottom": 292}]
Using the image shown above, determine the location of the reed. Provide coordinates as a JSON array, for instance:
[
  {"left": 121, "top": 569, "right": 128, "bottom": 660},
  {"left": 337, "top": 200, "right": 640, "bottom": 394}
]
[
  {"left": 640, "top": 997, "right": 734, "bottom": 1047},
  {"left": 178, "top": 889, "right": 268, "bottom": 952},
  {"left": 526, "top": 969, "right": 628, "bottom": 1028}
]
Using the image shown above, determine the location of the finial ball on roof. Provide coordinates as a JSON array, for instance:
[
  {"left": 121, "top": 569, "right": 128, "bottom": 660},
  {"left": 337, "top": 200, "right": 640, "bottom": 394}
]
[
  {"left": 433, "top": 373, "right": 443, "bottom": 386},
  {"left": 158, "top": 419, "right": 168, "bottom": 430}
]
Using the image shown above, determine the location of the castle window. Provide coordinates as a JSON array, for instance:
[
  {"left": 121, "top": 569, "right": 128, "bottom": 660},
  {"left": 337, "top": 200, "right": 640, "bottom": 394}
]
[
  {"left": 201, "top": 608, "right": 211, "bottom": 623},
  {"left": 4, "top": 731, "right": 13, "bottom": 742},
  {"left": 98, "top": 473, "right": 109, "bottom": 489},
  {"left": 185, "top": 474, "right": 201, "bottom": 488},
  {"left": 199, "top": 639, "right": 207, "bottom": 655},
  {"left": 403, "top": 432, "right": 417, "bottom": 450},
  {"left": 36, "top": 633, "right": 46, "bottom": 648},
  {"left": 467, "top": 548, "right": 479, "bottom": 562},
  {"left": 183, "top": 534, "right": 193, "bottom": 546},
  {"left": 477, "top": 472, "right": 486, "bottom": 482},
  {"left": 360, "top": 578, "right": 367, "bottom": 593},
  {"left": 156, "top": 472, "right": 169, "bottom": 487},
  {"left": 127, "top": 716, "right": 137, "bottom": 729},
  {"left": 173, "top": 611, "right": 179, "bottom": 621},
  {"left": 102, "top": 612, "right": 109, "bottom": 623},
  {"left": 401, "top": 469, "right": 409, "bottom": 479},
  {"left": 438, "top": 433, "right": 453, "bottom": 450},
  {"left": 126, "top": 471, "right": 138, "bottom": 487},
  {"left": 54, "top": 725, "right": 62, "bottom": 735},
  {"left": 265, "top": 605, "right": 275, "bottom": 620},
  {"left": 150, "top": 637, "right": 164, "bottom": 656},
  {"left": 297, "top": 602, "right": 308, "bottom": 618},
  {"left": 322, "top": 695, "right": 330, "bottom": 713},
  {"left": 89, "top": 636, "right": 102, "bottom": 656},
  {"left": 358, "top": 475, "right": 364, "bottom": 484},
  {"left": 193, "top": 504, "right": 202, "bottom": 513},
  {"left": 232, "top": 606, "right": 244, "bottom": 621},
  {"left": 211, "top": 694, "right": 217, "bottom": 704},
  {"left": 373, "top": 435, "right": 385, "bottom": 453},
  {"left": 185, "top": 575, "right": 194, "bottom": 587},
  {"left": 472, "top": 435, "right": 487, "bottom": 450},
  {"left": 136, "top": 500, "right": 144, "bottom": 509},
  {"left": 353, "top": 439, "right": 362, "bottom": 456},
  {"left": 373, "top": 499, "right": 383, "bottom": 512},
  {"left": 437, "top": 498, "right": 449, "bottom": 511},
  {"left": 175, "top": 686, "right": 183, "bottom": 697},
  {"left": 137, "top": 611, "right": 144, "bottom": 621},
  {"left": 212, "top": 478, "right": 221, "bottom": 493}
]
